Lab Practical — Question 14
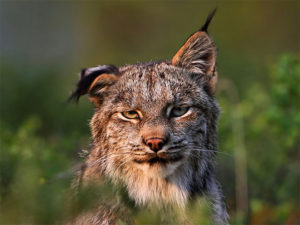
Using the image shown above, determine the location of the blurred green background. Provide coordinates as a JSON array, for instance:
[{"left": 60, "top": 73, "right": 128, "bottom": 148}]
[{"left": 0, "top": 1, "right": 299, "bottom": 224}]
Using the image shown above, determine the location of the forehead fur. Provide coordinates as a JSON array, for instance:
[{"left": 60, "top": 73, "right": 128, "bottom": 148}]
[{"left": 105, "top": 62, "right": 210, "bottom": 110}]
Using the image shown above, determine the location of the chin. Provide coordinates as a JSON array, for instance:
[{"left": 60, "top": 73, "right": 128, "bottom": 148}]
[
  {"left": 134, "top": 159, "right": 184, "bottom": 179},
  {"left": 107, "top": 156, "right": 191, "bottom": 208}
]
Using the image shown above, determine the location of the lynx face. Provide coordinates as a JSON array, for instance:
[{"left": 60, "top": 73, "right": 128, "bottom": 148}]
[
  {"left": 70, "top": 9, "right": 228, "bottom": 224},
  {"left": 83, "top": 63, "right": 219, "bottom": 207},
  {"left": 90, "top": 63, "right": 218, "bottom": 182}
]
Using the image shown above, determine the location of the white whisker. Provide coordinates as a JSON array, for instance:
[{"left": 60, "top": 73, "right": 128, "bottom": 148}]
[
  {"left": 87, "top": 152, "right": 132, "bottom": 168},
  {"left": 189, "top": 148, "right": 232, "bottom": 157}
]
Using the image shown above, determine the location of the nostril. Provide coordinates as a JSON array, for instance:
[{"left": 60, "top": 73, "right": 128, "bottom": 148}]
[{"left": 158, "top": 142, "right": 163, "bottom": 149}]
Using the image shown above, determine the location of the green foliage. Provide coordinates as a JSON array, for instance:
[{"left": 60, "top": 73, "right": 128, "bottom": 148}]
[
  {"left": 0, "top": 117, "right": 71, "bottom": 224},
  {"left": 218, "top": 54, "right": 300, "bottom": 224},
  {"left": 267, "top": 55, "right": 300, "bottom": 149},
  {"left": 247, "top": 55, "right": 299, "bottom": 204}
]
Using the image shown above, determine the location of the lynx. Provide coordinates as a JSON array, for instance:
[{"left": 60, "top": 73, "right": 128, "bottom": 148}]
[{"left": 69, "top": 9, "right": 228, "bottom": 225}]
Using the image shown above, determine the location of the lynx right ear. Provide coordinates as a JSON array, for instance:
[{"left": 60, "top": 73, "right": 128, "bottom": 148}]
[
  {"left": 172, "top": 9, "right": 218, "bottom": 94},
  {"left": 68, "top": 65, "right": 119, "bottom": 107}
]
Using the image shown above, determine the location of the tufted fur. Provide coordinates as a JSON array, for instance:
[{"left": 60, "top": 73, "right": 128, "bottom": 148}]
[{"left": 70, "top": 9, "right": 228, "bottom": 225}]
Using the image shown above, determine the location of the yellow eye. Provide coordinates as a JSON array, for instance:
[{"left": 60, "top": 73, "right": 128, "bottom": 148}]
[
  {"left": 121, "top": 110, "right": 140, "bottom": 119},
  {"left": 170, "top": 107, "right": 189, "bottom": 117}
]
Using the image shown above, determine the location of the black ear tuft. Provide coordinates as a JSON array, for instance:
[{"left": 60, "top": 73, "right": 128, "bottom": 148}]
[
  {"left": 68, "top": 65, "right": 119, "bottom": 103},
  {"left": 201, "top": 7, "right": 217, "bottom": 32},
  {"left": 80, "top": 68, "right": 87, "bottom": 79}
]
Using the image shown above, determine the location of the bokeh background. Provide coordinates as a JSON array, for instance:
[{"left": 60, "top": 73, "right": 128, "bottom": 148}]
[{"left": 0, "top": 1, "right": 299, "bottom": 224}]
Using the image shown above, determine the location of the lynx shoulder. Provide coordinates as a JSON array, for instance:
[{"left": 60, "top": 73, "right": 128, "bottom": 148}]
[{"left": 69, "top": 9, "right": 228, "bottom": 225}]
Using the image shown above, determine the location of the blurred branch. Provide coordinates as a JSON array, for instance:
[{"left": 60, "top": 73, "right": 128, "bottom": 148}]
[{"left": 218, "top": 78, "right": 248, "bottom": 221}]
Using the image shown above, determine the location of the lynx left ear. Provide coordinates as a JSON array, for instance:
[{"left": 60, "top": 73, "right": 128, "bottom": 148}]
[
  {"left": 172, "top": 9, "right": 218, "bottom": 94},
  {"left": 68, "top": 65, "right": 119, "bottom": 106}
]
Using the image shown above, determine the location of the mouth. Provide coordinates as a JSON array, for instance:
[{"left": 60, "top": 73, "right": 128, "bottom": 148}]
[{"left": 133, "top": 152, "right": 183, "bottom": 165}]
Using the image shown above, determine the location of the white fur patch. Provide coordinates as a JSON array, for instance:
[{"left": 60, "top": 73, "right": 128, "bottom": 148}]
[{"left": 107, "top": 161, "right": 192, "bottom": 208}]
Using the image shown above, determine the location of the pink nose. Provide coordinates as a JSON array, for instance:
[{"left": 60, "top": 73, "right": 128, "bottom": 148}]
[{"left": 145, "top": 138, "right": 166, "bottom": 152}]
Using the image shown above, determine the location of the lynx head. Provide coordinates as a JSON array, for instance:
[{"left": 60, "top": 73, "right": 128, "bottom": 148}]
[{"left": 70, "top": 11, "right": 220, "bottom": 208}]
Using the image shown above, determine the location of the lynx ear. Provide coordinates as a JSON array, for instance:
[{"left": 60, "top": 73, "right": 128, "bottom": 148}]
[
  {"left": 68, "top": 65, "right": 119, "bottom": 106},
  {"left": 172, "top": 9, "right": 218, "bottom": 94}
]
